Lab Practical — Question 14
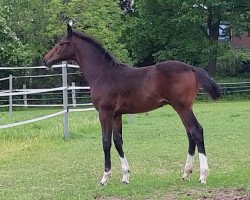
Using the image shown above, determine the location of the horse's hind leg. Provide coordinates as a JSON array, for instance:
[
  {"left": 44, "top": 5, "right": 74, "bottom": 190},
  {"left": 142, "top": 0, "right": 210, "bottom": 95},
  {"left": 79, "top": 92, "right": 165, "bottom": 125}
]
[
  {"left": 175, "top": 107, "right": 209, "bottom": 183},
  {"left": 113, "top": 115, "right": 130, "bottom": 183}
]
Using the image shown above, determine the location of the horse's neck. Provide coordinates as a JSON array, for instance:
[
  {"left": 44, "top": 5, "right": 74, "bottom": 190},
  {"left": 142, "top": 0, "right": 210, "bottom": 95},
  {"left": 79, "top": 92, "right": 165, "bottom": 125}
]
[{"left": 74, "top": 40, "right": 114, "bottom": 86}]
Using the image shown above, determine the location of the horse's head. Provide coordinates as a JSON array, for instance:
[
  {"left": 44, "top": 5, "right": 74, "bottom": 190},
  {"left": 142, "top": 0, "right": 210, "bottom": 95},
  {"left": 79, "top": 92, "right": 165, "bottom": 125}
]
[{"left": 44, "top": 20, "right": 75, "bottom": 68}]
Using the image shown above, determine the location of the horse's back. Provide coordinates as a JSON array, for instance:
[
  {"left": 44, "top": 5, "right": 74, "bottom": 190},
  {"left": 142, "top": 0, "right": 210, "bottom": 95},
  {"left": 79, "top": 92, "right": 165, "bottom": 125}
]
[{"left": 154, "top": 60, "right": 192, "bottom": 74}]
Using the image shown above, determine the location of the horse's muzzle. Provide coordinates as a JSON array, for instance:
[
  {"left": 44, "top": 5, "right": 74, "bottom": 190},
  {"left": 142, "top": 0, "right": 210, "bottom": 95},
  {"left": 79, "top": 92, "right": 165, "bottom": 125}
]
[{"left": 43, "top": 59, "right": 52, "bottom": 69}]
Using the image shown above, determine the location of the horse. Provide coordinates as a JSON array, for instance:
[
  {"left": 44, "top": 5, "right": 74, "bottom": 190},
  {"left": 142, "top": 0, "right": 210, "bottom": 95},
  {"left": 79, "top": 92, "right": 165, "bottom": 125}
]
[{"left": 44, "top": 21, "right": 221, "bottom": 185}]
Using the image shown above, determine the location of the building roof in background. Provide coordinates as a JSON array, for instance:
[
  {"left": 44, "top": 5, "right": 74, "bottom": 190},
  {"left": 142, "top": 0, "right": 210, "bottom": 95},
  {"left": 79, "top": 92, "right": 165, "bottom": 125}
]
[{"left": 231, "top": 32, "right": 250, "bottom": 50}]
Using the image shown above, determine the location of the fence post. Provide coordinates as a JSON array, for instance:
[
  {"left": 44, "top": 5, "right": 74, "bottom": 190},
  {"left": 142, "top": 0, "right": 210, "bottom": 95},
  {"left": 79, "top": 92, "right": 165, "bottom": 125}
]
[
  {"left": 62, "top": 61, "right": 69, "bottom": 141},
  {"left": 23, "top": 84, "right": 27, "bottom": 108},
  {"left": 71, "top": 82, "right": 77, "bottom": 108},
  {"left": 128, "top": 114, "right": 134, "bottom": 124},
  {"left": 9, "top": 75, "right": 13, "bottom": 115}
]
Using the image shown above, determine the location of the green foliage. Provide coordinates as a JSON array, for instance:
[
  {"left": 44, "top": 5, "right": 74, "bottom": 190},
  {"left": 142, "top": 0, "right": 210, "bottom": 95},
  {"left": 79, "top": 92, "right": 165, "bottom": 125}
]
[
  {"left": 0, "top": 0, "right": 130, "bottom": 67},
  {"left": 45, "top": 0, "right": 66, "bottom": 40},
  {"left": 0, "top": 0, "right": 249, "bottom": 78},
  {"left": 0, "top": 0, "right": 52, "bottom": 65},
  {"left": 0, "top": 8, "right": 32, "bottom": 67},
  {"left": 0, "top": 0, "right": 132, "bottom": 93},
  {"left": 217, "top": 47, "right": 250, "bottom": 76},
  {"left": 123, "top": 0, "right": 250, "bottom": 73},
  {"left": 123, "top": 0, "right": 212, "bottom": 65},
  {"left": 46, "top": 0, "right": 132, "bottom": 63},
  {"left": 228, "top": 0, "right": 250, "bottom": 35},
  {"left": 65, "top": 0, "right": 131, "bottom": 63}
]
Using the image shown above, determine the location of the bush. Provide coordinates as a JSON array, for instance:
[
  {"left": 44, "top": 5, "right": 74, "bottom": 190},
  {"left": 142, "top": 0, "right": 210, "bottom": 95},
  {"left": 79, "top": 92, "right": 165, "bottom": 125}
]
[{"left": 217, "top": 48, "right": 250, "bottom": 76}]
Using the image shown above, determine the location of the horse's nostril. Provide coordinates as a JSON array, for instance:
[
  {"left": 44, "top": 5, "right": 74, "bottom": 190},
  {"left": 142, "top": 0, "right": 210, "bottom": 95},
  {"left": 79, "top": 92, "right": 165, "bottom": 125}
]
[{"left": 43, "top": 59, "right": 51, "bottom": 69}]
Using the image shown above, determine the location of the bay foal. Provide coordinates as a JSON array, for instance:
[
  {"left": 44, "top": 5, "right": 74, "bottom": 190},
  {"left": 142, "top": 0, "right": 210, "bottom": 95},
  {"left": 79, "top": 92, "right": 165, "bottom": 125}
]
[{"left": 44, "top": 22, "right": 221, "bottom": 185}]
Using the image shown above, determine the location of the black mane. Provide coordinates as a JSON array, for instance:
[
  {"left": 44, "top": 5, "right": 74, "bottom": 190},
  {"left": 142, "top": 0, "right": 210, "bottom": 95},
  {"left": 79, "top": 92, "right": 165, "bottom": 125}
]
[{"left": 72, "top": 30, "right": 119, "bottom": 66}]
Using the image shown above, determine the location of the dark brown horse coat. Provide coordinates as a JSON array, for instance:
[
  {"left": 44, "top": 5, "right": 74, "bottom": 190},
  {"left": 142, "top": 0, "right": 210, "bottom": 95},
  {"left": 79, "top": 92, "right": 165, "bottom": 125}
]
[
  {"left": 92, "top": 61, "right": 213, "bottom": 116},
  {"left": 44, "top": 22, "right": 221, "bottom": 185}
]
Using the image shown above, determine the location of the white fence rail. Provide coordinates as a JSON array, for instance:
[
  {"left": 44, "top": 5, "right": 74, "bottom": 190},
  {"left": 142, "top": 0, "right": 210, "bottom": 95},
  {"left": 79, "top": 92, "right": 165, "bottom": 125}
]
[
  {"left": 1, "top": 63, "right": 249, "bottom": 140},
  {"left": 0, "top": 62, "right": 94, "bottom": 140},
  {"left": 198, "top": 81, "right": 250, "bottom": 95},
  {"left": 0, "top": 110, "right": 66, "bottom": 129}
]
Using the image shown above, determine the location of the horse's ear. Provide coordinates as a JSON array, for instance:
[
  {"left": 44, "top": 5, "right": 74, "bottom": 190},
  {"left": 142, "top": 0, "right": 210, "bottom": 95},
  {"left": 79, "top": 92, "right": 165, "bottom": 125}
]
[{"left": 67, "top": 19, "right": 73, "bottom": 37}]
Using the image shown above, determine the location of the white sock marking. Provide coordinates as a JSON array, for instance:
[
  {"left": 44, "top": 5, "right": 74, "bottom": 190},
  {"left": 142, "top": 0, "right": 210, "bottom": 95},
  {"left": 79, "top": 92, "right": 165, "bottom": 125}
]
[
  {"left": 198, "top": 153, "right": 209, "bottom": 183},
  {"left": 100, "top": 170, "right": 111, "bottom": 185},
  {"left": 183, "top": 153, "right": 194, "bottom": 180},
  {"left": 120, "top": 156, "right": 130, "bottom": 183}
]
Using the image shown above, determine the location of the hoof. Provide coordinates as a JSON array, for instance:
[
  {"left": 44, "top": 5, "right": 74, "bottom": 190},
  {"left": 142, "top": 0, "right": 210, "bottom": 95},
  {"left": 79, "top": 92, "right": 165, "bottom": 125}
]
[
  {"left": 122, "top": 179, "right": 129, "bottom": 184},
  {"left": 199, "top": 179, "right": 206, "bottom": 184},
  {"left": 100, "top": 177, "right": 110, "bottom": 186},
  {"left": 199, "top": 168, "right": 208, "bottom": 184},
  {"left": 100, "top": 171, "right": 111, "bottom": 186},
  {"left": 182, "top": 176, "right": 190, "bottom": 181},
  {"left": 121, "top": 175, "right": 130, "bottom": 184},
  {"left": 182, "top": 169, "right": 192, "bottom": 181},
  {"left": 121, "top": 170, "right": 130, "bottom": 184},
  {"left": 100, "top": 180, "right": 107, "bottom": 186}
]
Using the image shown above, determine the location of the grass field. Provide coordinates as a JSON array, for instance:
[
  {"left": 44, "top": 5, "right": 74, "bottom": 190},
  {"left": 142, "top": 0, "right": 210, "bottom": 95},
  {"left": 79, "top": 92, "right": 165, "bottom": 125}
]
[{"left": 0, "top": 101, "right": 249, "bottom": 199}]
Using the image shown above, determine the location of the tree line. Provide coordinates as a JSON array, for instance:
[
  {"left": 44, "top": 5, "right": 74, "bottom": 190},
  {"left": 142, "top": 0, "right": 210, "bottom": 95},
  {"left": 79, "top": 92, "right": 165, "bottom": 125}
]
[{"left": 0, "top": 0, "right": 249, "bottom": 80}]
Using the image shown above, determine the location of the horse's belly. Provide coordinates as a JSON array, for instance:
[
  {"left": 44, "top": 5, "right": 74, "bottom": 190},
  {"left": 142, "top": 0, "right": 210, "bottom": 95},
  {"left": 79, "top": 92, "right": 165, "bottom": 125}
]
[{"left": 115, "top": 97, "right": 168, "bottom": 114}]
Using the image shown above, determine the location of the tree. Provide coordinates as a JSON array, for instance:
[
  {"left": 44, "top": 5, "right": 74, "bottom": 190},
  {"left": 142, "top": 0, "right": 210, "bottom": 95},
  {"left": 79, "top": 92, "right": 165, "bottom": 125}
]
[
  {"left": 183, "top": 0, "right": 250, "bottom": 76},
  {"left": 123, "top": 0, "right": 250, "bottom": 76},
  {"left": 123, "top": 0, "right": 211, "bottom": 66},
  {"left": 44, "top": 0, "right": 131, "bottom": 63},
  {"left": 0, "top": 0, "right": 131, "bottom": 90},
  {"left": 0, "top": 7, "right": 31, "bottom": 67},
  {"left": 64, "top": 0, "right": 131, "bottom": 63},
  {"left": 1, "top": 0, "right": 131, "bottom": 65},
  {"left": 0, "top": 0, "right": 56, "bottom": 65}
]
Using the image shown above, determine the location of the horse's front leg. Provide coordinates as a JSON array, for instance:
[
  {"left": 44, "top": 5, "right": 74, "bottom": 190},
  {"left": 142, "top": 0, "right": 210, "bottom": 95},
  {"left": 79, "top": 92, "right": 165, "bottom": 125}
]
[
  {"left": 113, "top": 115, "right": 130, "bottom": 183},
  {"left": 99, "top": 110, "right": 113, "bottom": 185}
]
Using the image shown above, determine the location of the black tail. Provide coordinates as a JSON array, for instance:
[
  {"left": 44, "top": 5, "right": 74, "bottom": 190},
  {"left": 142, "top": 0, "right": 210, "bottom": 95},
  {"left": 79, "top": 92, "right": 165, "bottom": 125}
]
[{"left": 192, "top": 67, "right": 221, "bottom": 100}]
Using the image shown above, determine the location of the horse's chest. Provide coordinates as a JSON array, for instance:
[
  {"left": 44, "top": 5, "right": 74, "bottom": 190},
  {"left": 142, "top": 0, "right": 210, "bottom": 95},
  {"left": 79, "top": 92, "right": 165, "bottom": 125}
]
[{"left": 90, "top": 88, "right": 125, "bottom": 110}]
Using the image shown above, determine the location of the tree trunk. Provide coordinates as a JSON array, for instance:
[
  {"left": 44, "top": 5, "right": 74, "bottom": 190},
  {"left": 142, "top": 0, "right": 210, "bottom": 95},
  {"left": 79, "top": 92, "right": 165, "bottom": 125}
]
[
  {"left": 207, "top": 57, "right": 217, "bottom": 77},
  {"left": 206, "top": 7, "right": 220, "bottom": 77},
  {"left": 206, "top": 36, "right": 219, "bottom": 77}
]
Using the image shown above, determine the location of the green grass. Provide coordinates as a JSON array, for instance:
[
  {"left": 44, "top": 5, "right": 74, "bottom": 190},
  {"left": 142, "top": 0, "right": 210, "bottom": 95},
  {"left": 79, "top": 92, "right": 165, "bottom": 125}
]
[{"left": 0, "top": 101, "right": 249, "bottom": 199}]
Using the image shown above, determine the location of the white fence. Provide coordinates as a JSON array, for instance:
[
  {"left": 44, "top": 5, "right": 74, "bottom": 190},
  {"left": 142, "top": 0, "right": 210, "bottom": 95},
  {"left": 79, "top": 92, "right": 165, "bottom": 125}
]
[
  {"left": 199, "top": 81, "right": 250, "bottom": 95},
  {"left": 1, "top": 63, "right": 249, "bottom": 140},
  {"left": 0, "top": 62, "right": 95, "bottom": 140}
]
